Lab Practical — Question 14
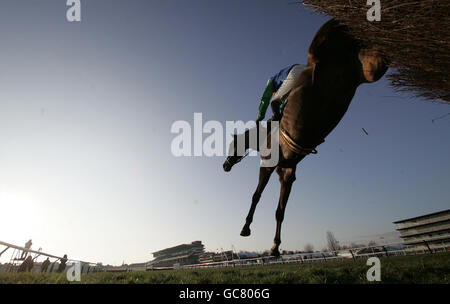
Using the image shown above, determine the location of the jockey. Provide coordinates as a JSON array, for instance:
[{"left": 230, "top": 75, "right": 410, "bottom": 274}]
[
  {"left": 223, "top": 64, "right": 306, "bottom": 172},
  {"left": 257, "top": 64, "right": 306, "bottom": 122}
]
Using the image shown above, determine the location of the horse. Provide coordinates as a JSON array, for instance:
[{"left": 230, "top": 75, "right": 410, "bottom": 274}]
[{"left": 223, "top": 18, "right": 388, "bottom": 257}]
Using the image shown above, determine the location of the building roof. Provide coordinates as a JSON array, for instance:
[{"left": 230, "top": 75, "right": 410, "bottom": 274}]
[
  {"left": 396, "top": 218, "right": 450, "bottom": 231},
  {"left": 152, "top": 241, "right": 203, "bottom": 255},
  {"left": 393, "top": 209, "right": 450, "bottom": 224}
]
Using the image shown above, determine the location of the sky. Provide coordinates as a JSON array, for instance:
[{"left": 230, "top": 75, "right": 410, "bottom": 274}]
[{"left": 0, "top": 0, "right": 449, "bottom": 266}]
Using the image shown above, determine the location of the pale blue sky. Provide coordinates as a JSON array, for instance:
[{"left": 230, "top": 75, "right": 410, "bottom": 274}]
[{"left": 0, "top": 1, "right": 448, "bottom": 265}]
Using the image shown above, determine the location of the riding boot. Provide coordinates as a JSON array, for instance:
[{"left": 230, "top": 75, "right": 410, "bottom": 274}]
[{"left": 270, "top": 100, "right": 282, "bottom": 121}]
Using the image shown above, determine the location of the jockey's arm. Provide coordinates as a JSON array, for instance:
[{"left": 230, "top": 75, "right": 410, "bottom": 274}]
[{"left": 257, "top": 79, "right": 275, "bottom": 121}]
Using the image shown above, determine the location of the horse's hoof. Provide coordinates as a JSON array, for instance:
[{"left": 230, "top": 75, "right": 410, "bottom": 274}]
[
  {"left": 270, "top": 247, "right": 280, "bottom": 257},
  {"left": 223, "top": 155, "right": 245, "bottom": 172},
  {"left": 223, "top": 162, "right": 232, "bottom": 172},
  {"left": 240, "top": 226, "right": 251, "bottom": 237},
  {"left": 223, "top": 156, "right": 235, "bottom": 172}
]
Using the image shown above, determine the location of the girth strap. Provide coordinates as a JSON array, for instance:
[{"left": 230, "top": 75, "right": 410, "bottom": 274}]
[{"left": 279, "top": 127, "right": 321, "bottom": 156}]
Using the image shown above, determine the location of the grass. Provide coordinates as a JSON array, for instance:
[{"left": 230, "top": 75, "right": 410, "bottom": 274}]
[{"left": 0, "top": 252, "right": 448, "bottom": 284}]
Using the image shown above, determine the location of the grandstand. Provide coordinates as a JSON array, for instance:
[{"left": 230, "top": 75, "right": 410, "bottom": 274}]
[
  {"left": 394, "top": 209, "right": 450, "bottom": 252},
  {"left": 147, "top": 241, "right": 205, "bottom": 268},
  {"left": 199, "top": 250, "right": 234, "bottom": 263}
]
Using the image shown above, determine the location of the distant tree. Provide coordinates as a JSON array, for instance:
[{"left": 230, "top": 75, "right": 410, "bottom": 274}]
[
  {"left": 304, "top": 243, "right": 314, "bottom": 253},
  {"left": 368, "top": 240, "right": 377, "bottom": 247},
  {"left": 326, "top": 231, "right": 340, "bottom": 252},
  {"left": 350, "top": 243, "right": 364, "bottom": 249}
]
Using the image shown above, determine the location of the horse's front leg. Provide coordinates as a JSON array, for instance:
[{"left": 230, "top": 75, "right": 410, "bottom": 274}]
[
  {"left": 240, "top": 166, "right": 275, "bottom": 236},
  {"left": 270, "top": 167, "right": 296, "bottom": 257}
]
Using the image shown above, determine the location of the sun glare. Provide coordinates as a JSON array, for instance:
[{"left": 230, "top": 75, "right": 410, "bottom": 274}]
[{"left": 0, "top": 190, "right": 43, "bottom": 248}]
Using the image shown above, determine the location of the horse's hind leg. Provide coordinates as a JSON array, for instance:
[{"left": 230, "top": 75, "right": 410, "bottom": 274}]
[
  {"left": 240, "top": 166, "right": 275, "bottom": 237},
  {"left": 270, "top": 167, "right": 296, "bottom": 257}
]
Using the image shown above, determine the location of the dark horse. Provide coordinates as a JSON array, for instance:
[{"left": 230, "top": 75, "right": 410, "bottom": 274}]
[{"left": 223, "top": 19, "right": 388, "bottom": 257}]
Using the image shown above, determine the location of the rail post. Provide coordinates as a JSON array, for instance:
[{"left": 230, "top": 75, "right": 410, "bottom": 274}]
[
  {"left": 349, "top": 249, "right": 356, "bottom": 261},
  {"left": 423, "top": 241, "right": 433, "bottom": 254}
]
